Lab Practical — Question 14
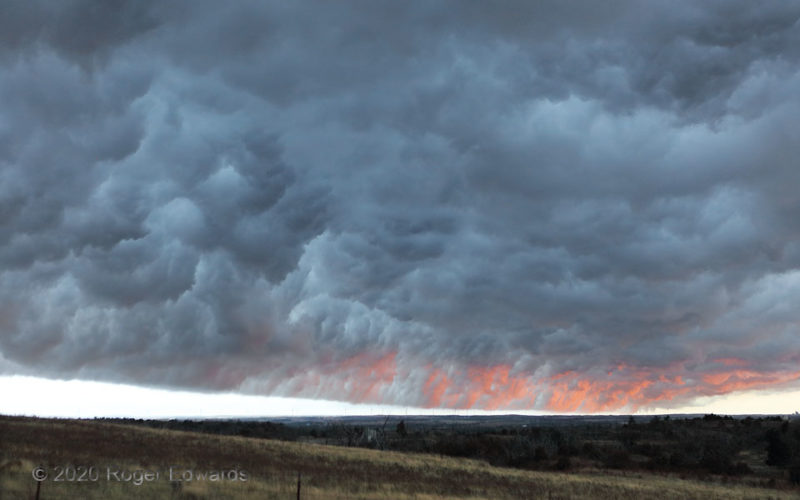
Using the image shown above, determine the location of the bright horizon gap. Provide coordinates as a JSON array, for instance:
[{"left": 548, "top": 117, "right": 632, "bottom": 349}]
[{"left": 2, "top": 376, "right": 799, "bottom": 419}]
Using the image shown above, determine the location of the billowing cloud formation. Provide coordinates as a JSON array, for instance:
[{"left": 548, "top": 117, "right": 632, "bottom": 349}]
[{"left": 2, "top": 0, "right": 800, "bottom": 412}]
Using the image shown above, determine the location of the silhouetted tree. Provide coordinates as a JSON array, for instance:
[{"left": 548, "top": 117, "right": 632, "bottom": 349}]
[
  {"left": 766, "top": 429, "right": 792, "bottom": 467},
  {"left": 396, "top": 420, "right": 407, "bottom": 438}
]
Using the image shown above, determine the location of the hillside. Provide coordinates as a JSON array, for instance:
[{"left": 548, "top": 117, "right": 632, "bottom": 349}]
[{"left": 1, "top": 415, "right": 798, "bottom": 499}]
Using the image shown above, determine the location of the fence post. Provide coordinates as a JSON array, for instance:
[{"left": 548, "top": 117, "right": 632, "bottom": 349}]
[{"left": 296, "top": 471, "right": 301, "bottom": 500}]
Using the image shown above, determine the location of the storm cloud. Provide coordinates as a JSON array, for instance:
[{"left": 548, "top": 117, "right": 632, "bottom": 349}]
[{"left": 2, "top": 0, "right": 800, "bottom": 411}]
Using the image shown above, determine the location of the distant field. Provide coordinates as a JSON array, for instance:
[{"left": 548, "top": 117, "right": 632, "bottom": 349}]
[{"left": 1, "top": 415, "right": 798, "bottom": 499}]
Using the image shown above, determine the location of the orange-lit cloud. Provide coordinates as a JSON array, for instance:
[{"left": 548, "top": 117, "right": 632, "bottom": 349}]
[
  {"left": 273, "top": 353, "right": 800, "bottom": 413},
  {"left": 274, "top": 351, "right": 399, "bottom": 404},
  {"left": 700, "top": 369, "right": 800, "bottom": 395}
]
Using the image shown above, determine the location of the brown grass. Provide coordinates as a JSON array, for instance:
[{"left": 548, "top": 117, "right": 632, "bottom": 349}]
[{"left": 1, "top": 415, "right": 798, "bottom": 499}]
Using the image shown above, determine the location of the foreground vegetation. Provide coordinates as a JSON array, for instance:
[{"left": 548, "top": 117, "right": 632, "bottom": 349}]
[
  {"left": 2, "top": 415, "right": 799, "bottom": 499},
  {"left": 116, "top": 413, "right": 800, "bottom": 486}
]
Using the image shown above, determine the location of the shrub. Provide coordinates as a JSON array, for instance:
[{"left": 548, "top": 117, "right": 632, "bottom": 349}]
[
  {"left": 603, "top": 449, "right": 631, "bottom": 469},
  {"left": 765, "top": 429, "right": 792, "bottom": 467},
  {"left": 554, "top": 456, "right": 571, "bottom": 470}
]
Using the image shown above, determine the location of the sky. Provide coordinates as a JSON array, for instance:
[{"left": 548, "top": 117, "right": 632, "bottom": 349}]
[{"left": 2, "top": 0, "right": 800, "bottom": 417}]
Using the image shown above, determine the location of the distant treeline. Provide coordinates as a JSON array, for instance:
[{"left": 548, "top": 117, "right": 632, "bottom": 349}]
[{"left": 101, "top": 414, "right": 800, "bottom": 487}]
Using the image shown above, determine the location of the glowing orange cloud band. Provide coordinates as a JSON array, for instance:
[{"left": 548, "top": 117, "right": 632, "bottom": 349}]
[{"left": 261, "top": 352, "right": 800, "bottom": 412}]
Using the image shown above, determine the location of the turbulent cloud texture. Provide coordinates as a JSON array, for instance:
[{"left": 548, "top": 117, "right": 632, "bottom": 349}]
[{"left": 2, "top": 0, "right": 800, "bottom": 411}]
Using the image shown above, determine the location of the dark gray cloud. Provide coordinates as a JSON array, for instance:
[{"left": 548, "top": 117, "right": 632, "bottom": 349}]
[{"left": 2, "top": 0, "right": 800, "bottom": 411}]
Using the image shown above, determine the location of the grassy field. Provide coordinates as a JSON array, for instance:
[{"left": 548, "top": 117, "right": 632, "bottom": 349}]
[{"left": 1, "top": 415, "right": 798, "bottom": 499}]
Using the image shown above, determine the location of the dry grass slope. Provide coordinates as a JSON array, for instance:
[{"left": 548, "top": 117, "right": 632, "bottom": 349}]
[{"left": 1, "top": 416, "right": 798, "bottom": 499}]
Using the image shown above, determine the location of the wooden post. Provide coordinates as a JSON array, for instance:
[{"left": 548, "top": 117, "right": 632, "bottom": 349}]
[
  {"left": 34, "top": 479, "right": 41, "bottom": 500},
  {"left": 296, "top": 471, "right": 301, "bottom": 500}
]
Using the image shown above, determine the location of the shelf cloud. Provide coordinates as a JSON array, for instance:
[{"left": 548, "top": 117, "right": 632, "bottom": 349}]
[{"left": 2, "top": 0, "right": 800, "bottom": 411}]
